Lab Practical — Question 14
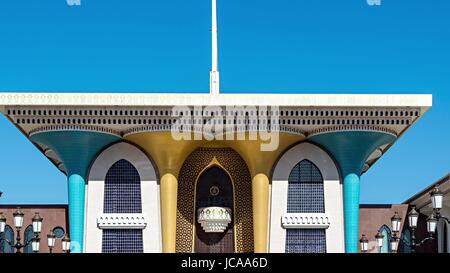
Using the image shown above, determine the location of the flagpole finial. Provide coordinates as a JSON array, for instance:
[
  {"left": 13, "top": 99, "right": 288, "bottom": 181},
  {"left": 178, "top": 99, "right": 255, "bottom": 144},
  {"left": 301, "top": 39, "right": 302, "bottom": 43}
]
[{"left": 210, "top": 0, "right": 220, "bottom": 94}]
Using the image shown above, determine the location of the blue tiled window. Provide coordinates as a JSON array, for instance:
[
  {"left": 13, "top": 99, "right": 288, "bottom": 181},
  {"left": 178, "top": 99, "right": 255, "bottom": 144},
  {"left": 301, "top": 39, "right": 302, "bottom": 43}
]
[
  {"left": 286, "top": 229, "right": 326, "bottom": 253},
  {"left": 102, "top": 229, "right": 143, "bottom": 253},
  {"left": 102, "top": 159, "right": 143, "bottom": 253},
  {"left": 285, "top": 159, "right": 326, "bottom": 253},
  {"left": 287, "top": 159, "right": 324, "bottom": 213},
  {"left": 103, "top": 159, "right": 142, "bottom": 213}
]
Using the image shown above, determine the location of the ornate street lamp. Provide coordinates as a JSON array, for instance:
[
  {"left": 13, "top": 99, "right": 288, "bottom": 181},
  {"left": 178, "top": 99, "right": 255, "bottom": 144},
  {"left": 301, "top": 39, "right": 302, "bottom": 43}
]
[
  {"left": 31, "top": 237, "right": 40, "bottom": 253},
  {"left": 0, "top": 208, "right": 42, "bottom": 253},
  {"left": 390, "top": 237, "right": 399, "bottom": 253},
  {"left": 408, "top": 206, "right": 419, "bottom": 229},
  {"left": 391, "top": 212, "right": 402, "bottom": 233},
  {"left": 13, "top": 208, "right": 24, "bottom": 230},
  {"left": 426, "top": 213, "right": 438, "bottom": 234},
  {"left": 62, "top": 234, "right": 71, "bottom": 253},
  {"left": 32, "top": 213, "right": 43, "bottom": 234},
  {"left": 47, "top": 231, "right": 56, "bottom": 253},
  {"left": 430, "top": 186, "right": 443, "bottom": 211},
  {"left": 371, "top": 185, "right": 448, "bottom": 254},
  {"left": 359, "top": 234, "right": 369, "bottom": 253},
  {"left": 375, "top": 230, "right": 384, "bottom": 252}
]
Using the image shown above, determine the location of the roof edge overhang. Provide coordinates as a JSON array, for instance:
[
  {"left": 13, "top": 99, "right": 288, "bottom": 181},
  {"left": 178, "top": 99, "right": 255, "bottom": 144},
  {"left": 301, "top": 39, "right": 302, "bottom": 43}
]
[{"left": 0, "top": 92, "right": 432, "bottom": 108}]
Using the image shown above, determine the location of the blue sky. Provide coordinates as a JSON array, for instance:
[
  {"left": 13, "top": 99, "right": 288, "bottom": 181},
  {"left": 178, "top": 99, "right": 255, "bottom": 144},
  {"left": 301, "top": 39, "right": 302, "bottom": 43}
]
[{"left": 0, "top": 0, "right": 449, "bottom": 204}]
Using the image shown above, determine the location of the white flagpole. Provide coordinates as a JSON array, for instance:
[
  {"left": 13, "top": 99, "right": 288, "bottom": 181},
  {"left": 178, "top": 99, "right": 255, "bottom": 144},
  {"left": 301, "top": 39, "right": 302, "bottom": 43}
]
[{"left": 210, "top": 0, "right": 220, "bottom": 94}]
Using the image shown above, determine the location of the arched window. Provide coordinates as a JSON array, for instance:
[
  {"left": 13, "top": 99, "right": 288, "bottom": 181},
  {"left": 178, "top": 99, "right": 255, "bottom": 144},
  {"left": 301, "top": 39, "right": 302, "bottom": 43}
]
[
  {"left": 23, "top": 225, "right": 34, "bottom": 253},
  {"left": 287, "top": 159, "right": 324, "bottom": 213},
  {"left": 380, "top": 225, "right": 391, "bottom": 253},
  {"left": 285, "top": 159, "right": 326, "bottom": 253},
  {"left": 102, "top": 159, "right": 143, "bottom": 253},
  {"left": 103, "top": 159, "right": 142, "bottom": 213},
  {"left": 0, "top": 225, "right": 14, "bottom": 253}
]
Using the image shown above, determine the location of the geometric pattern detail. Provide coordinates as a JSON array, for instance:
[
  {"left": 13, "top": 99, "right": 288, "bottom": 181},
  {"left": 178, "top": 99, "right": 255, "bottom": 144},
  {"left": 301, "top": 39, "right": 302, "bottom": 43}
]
[
  {"left": 281, "top": 213, "right": 330, "bottom": 229},
  {"left": 104, "top": 159, "right": 142, "bottom": 213},
  {"left": 287, "top": 160, "right": 324, "bottom": 213},
  {"left": 176, "top": 147, "right": 254, "bottom": 253},
  {"left": 101, "top": 229, "right": 143, "bottom": 253},
  {"left": 285, "top": 229, "right": 326, "bottom": 253},
  {"left": 97, "top": 214, "right": 147, "bottom": 229}
]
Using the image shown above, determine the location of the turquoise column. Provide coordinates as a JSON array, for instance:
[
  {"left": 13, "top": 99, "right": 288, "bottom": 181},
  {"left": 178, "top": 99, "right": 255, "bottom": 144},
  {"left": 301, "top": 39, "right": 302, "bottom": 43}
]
[
  {"left": 343, "top": 173, "right": 360, "bottom": 253},
  {"left": 67, "top": 174, "right": 86, "bottom": 253},
  {"left": 310, "top": 130, "right": 396, "bottom": 253},
  {"left": 31, "top": 130, "right": 120, "bottom": 253}
]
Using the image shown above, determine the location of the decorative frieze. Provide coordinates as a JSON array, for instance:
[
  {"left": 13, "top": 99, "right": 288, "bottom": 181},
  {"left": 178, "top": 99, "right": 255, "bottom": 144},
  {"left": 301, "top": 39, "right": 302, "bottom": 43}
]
[
  {"left": 97, "top": 214, "right": 147, "bottom": 229},
  {"left": 281, "top": 213, "right": 330, "bottom": 229}
]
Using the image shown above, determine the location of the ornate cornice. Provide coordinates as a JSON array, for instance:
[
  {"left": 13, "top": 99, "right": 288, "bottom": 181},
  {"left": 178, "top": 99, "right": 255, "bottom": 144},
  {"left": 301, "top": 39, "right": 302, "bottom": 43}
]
[
  {"left": 29, "top": 125, "right": 121, "bottom": 137},
  {"left": 308, "top": 125, "right": 397, "bottom": 138}
]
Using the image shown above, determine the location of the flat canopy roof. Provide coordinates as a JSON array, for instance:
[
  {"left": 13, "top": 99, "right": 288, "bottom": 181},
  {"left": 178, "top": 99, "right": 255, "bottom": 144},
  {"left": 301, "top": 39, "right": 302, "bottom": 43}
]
[
  {"left": 0, "top": 93, "right": 432, "bottom": 108},
  {"left": 0, "top": 92, "right": 433, "bottom": 177}
]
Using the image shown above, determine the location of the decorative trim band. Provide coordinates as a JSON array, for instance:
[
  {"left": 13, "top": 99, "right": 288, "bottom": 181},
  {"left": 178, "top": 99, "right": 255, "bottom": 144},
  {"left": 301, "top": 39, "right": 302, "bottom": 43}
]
[
  {"left": 308, "top": 125, "right": 397, "bottom": 138},
  {"left": 29, "top": 125, "right": 121, "bottom": 137},
  {"left": 123, "top": 124, "right": 305, "bottom": 137},
  {"left": 281, "top": 213, "right": 330, "bottom": 229},
  {"left": 97, "top": 214, "right": 147, "bottom": 229}
]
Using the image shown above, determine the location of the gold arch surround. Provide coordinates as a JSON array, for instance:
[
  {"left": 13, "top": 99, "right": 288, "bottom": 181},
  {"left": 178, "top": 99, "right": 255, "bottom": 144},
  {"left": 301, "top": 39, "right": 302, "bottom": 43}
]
[{"left": 176, "top": 147, "right": 254, "bottom": 253}]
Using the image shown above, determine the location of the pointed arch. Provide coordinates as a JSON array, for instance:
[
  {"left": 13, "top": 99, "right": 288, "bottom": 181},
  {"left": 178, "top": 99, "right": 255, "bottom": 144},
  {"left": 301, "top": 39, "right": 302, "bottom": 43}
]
[
  {"left": 287, "top": 159, "right": 325, "bottom": 213},
  {"left": 0, "top": 225, "right": 14, "bottom": 253},
  {"left": 23, "top": 225, "right": 34, "bottom": 253},
  {"left": 379, "top": 225, "right": 391, "bottom": 253},
  {"left": 103, "top": 159, "right": 142, "bottom": 214}
]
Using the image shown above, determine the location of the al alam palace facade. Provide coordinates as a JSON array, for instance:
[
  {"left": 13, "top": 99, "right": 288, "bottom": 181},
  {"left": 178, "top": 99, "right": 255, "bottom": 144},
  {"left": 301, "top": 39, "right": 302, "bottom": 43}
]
[{"left": 0, "top": 92, "right": 431, "bottom": 253}]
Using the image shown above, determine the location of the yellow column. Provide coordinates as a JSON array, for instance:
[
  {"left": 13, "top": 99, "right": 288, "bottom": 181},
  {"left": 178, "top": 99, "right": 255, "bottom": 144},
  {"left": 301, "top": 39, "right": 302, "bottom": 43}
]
[
  {"left": 252, "top": 173, "right": 270, "bottom": 253},
  {"left": 160, "top": 173, "right": 178, "bottom": 253}
]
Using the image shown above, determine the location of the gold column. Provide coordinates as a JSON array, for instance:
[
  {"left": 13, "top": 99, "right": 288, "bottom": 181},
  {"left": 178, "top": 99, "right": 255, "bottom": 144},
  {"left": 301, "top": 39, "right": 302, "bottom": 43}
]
[
  {"left": 252, "top": 173, "right": 270, "bottom": 253},
  {"left": 160, "top": 173, "right": 178, "bottom": 253},
  {"left": 125, "top": 131, "right": 206, "bottom": 253}
]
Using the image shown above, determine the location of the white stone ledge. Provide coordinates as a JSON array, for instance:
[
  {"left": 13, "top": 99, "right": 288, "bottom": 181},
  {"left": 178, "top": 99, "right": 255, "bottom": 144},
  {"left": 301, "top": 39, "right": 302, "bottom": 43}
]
[
  {"left": 97, "top": 214, "right": 147, "bottom": 229},
  {"left": 281, "top": 213, "right": 330, "bottom": 229}
]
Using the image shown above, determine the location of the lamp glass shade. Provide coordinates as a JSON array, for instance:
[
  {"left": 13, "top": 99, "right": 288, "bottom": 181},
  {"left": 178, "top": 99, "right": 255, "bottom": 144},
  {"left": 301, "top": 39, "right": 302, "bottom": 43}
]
[
  {"left": 47, "top": 232, "right": 56, "bottom": 248},
  {"left": 32, "top": 213, "right": 43, "bottom": 234},
  {"left": 375, "top": 231, "right": 384, "bottom": 249},
  {"left": 360, "top": 235, "right": 369, "bottom": 253},
  {"left": 0, "top": 213, "right": 6, "bottom": 233},
  {"left": 31, "top": 238, "right": 40, "bottom": 253},
  {"left": 430, "top": 187, "right": 443, "bottom": 210},
  {"left": 408, "top": 208, "right": 419, "bottom": 228},
  {"left": 427, "top": 214, "right": 438, "bottom": 234},
  {"left": 62, "top": 236, "right": 71, "bottom": 252},
  {"left": 390, "top": 237, "right": 399, "bottom": 252},
  {"left": 13, "top": 209, "right": 24, "bottom": 229},
  {"left": 391, "top": 212, "right": 402, "bottom": 233}
]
